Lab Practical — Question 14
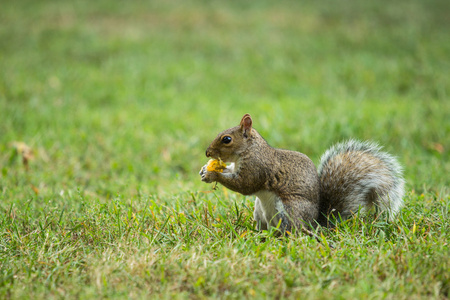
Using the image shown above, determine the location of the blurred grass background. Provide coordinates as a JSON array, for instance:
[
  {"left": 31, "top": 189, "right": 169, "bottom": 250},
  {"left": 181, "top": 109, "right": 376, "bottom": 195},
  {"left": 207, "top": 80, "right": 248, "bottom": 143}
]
[
  {"left": 0, "top": 0, "right": 449, "bottom": 298},
  {"left": 1, "top": 0, "right": 449, "bottom": 198}
]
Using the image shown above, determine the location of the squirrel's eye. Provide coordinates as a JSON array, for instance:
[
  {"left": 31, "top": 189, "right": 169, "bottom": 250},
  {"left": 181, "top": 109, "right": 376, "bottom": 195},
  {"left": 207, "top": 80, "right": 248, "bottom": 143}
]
[{"left": 222, "top": 136, "right": 232, "bottom": 144}]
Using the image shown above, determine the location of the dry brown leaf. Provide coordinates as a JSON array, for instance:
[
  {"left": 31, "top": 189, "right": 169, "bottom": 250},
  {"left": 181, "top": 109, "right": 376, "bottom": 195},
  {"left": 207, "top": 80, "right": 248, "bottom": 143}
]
[
  {"left": 432, "top": 143, "right": 444, "bottom": 154},
  {"left": 31, "top": 184, "right": 39, "bottom": 195},
  {"left": 12, "top": 141, "right": 34, "bottom": 169}
]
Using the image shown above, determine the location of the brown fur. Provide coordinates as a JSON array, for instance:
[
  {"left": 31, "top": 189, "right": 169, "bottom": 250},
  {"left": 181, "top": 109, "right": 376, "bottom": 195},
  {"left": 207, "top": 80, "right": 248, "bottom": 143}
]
[
  {"left": 200, "top": 114, "right": 405, "bottom": 233},
  {"left": 202, "top": 114, "right": 320, "bottom": 231}
]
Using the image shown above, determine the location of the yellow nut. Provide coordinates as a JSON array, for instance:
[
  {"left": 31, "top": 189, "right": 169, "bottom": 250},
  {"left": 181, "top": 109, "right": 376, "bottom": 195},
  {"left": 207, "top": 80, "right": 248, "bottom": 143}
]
[{"left": 206, "top": 158, "right": 227, "bottom": 173}]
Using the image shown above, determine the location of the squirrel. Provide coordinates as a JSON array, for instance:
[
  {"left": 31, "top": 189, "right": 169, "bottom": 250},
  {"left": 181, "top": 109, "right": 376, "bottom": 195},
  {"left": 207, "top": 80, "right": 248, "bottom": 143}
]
[{"left": 199, "top": 114, "right": 405, "bottom": 233}]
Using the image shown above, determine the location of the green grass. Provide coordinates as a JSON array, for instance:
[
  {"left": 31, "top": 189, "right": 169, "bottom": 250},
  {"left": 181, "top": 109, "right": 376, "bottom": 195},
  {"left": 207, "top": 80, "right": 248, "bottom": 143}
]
[{"left": 1, "top": 0, "right": 449, "bottom": 298}]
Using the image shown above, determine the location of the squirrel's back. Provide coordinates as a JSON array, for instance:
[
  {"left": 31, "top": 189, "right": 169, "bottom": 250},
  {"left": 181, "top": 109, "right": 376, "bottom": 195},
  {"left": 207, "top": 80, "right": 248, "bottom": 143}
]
[{"left": 317, "top": 140, "right": 405, "bottom": 226}]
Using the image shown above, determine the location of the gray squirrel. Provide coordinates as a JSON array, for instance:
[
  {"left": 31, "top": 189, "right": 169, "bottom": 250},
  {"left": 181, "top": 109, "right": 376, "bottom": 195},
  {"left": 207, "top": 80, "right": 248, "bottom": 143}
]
[{"left": 199, "top": 114, "right": 405, "bottom": 233}]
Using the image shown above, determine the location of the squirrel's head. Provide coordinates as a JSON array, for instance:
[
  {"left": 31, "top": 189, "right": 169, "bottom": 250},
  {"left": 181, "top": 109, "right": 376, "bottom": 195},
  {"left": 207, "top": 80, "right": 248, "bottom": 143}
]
[{"left": 205, "top": 113, "right": 255, "bottom": 162}]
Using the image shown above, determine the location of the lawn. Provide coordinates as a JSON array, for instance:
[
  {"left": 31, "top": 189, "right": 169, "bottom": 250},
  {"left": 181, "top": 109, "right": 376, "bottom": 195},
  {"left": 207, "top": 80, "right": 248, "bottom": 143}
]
[{"left": 1, "top": 0, "right": 449, "bottom": 298}]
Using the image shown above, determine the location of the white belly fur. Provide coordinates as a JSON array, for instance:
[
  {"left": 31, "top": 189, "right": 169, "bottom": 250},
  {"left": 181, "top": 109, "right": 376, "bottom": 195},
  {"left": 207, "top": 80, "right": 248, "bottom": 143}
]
[{"left": 254, "top": 190, "right": 284, "bottom": 228}]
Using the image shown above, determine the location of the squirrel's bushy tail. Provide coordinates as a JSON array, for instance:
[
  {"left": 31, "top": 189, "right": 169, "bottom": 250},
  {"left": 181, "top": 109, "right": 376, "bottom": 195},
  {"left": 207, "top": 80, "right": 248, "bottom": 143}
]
[{"left": 317, "top": 140, "right": 405, "bottom": 226}]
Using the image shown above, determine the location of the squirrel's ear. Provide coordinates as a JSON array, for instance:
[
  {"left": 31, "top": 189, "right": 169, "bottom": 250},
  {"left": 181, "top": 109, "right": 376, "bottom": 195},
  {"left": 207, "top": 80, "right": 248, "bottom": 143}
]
[{"left": 239, "top": 114, "right": 252, "bottom": 137}]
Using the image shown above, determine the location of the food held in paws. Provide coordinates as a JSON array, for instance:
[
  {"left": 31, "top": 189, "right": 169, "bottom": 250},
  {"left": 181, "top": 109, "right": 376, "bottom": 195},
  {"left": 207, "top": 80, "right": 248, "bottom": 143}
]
[{"left": 206, "top": 158, "right": 227, "bottom": 173}]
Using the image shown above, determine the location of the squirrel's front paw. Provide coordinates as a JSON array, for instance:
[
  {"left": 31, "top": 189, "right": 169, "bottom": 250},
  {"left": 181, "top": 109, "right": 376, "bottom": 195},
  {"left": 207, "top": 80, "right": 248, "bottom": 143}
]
[
  {"left": 199, "top": 165, "right": 217, "bottom": 183},
  {"left": 199, "top": 165, "right": 207, "bottom": 177}
]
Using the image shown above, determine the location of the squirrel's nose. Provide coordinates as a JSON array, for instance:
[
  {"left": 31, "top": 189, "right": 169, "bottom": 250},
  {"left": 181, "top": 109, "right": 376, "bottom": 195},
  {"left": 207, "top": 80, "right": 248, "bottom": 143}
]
[{"left": 206, "top": 148, "right": 215, "bottom": 157}]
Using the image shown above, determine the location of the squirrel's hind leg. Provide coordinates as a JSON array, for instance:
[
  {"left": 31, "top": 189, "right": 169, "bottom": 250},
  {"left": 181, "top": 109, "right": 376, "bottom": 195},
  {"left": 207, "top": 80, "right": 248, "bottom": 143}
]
[{"left": 254, "top": 198, "right": 268, "bottom": 231}]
